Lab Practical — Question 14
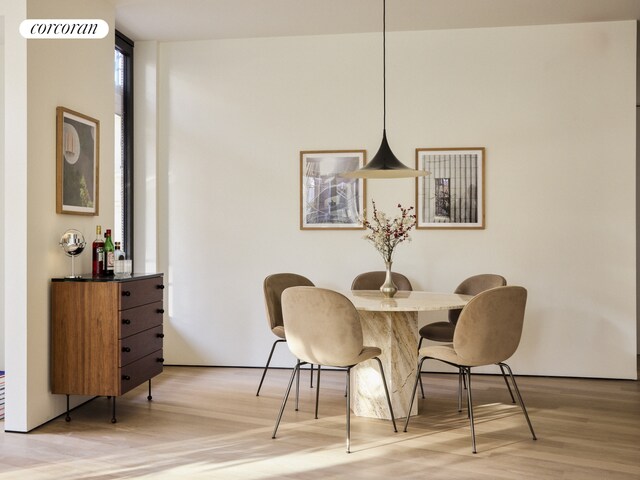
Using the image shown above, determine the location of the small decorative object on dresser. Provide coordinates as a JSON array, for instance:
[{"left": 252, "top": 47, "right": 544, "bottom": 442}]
[
  {"left": 51, "top": 273, "right": 165, "bottom": 423},
  {"left": 362, "top": 200, "right": 416, "bottom": 298},
  {"left": 59, "top": 229, "right": 86, "bottom": 278}
]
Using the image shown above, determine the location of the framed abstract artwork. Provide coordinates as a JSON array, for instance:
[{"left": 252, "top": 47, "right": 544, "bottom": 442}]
[
  {"left": 415, "top": 147, "right": 485, "bottom": 229},
  {"left": 300, "top": 150, "right": 366, "bottom": 230},
  {"left": 56, "top": 107, "right": 100, "bottom": 215}
]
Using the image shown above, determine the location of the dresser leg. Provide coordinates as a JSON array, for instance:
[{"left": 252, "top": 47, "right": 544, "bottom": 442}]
[
  {"left": 65, "top": 395, "right": 71, "bottom": 422},
  {"left": 147, "top": 379, "right": 153, "bottom": 401},
  {"left": 111, "top": 397, "right": 117, "bottom": 423}
]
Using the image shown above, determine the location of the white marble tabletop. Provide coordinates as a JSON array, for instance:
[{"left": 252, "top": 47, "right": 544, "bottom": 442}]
[{"left": 340, "top": 290, "right": 473, "bottom": 312}]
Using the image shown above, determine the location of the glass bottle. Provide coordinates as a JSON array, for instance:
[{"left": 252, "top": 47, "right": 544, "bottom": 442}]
[
  {"left": 104, "top": 229, "right": 115, "bottom": 276},
  {"left": 91, "top": 225, "right": 105, "bottom": 277},
  {"left": 114, "top": 241, "right": 125, "bottom": 261}
]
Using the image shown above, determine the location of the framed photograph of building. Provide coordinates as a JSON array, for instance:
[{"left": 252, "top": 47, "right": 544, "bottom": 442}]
[
  {"left": 56, "top": 107, "right": 100, "bottom": 215},
  {"left": 415, "top": 147, "right": 485, "bottom": 229},
  {"left": 300, "top": 150, "right": 366, "bottom": 230}
]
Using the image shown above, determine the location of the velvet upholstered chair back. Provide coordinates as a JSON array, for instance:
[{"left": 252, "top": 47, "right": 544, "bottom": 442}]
[
  {"left": 453, "top": 286, "right": 527, "bottom": 367},
  {"left": 449, "top": 274, "right": 507, "bottom": 326},
  {"left": 351, "top": 271, "right": 413, "bottom": 291},
  {"left": 263, "top": 273, "right": 314, "bottom": 334},
  {"left": 281, "top": 287, "right": 364, "bottom": 367}
]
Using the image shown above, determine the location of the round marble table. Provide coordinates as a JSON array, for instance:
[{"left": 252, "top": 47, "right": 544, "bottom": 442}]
[{"left": 339, "top": 290, "right": 472, "bottom": 420}]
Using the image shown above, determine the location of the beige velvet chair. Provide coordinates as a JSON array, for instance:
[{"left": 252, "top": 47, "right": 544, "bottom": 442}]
[
  {"left": 256, "top": 273, "right": 315, "bottom": 397},
  {"left": 417, "top": 274, "right": 510, "bottom": 402},
  {"left": 272, "top": 286, "right": 397, "bottom": 453},
  {"left": 351, "top": 271, "right": 413, "bottom": 291},
  {"left": 404, "top": 286, "right": 536, "bottom": 453}
]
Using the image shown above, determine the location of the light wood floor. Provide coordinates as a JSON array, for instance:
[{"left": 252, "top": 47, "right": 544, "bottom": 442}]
[{"left": 1, "top": 364, "right": 639, "bottom": 479}]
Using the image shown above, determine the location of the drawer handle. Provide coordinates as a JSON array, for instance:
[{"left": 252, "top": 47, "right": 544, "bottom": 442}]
[
  {"left": 122, "top": 375, "right": 131, "bottom": 381},
  {"left": 122, "top": 291, "right": 131, "bottom": 297},
  {"left": 122, "top": 347, "right": 131, "bottom": 353},
  {"left": 157, "top": 284, "right": 165, "bottom": 290},
  {"left": 157, "top": 358, "right": 165, "bottom": 363},
  {"left": 157, "top": 333, "right": 165, "bottom": 338},
  {"left": 157, "top": 308, "right": 165, "bottom": 314},
  {"left": 122, "top": 319, "right": 131, "bottom": 325}
]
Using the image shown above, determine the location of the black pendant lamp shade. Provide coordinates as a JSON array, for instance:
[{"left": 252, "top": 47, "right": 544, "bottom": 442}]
[
  {"left": 349, "top": 129, "right": 428, "bottom": 179},
  {"left": 344, "top": 0, "right": 429, "bottom": 179}
]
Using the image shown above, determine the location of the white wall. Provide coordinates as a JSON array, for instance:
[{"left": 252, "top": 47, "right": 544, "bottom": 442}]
[
  {"left": 0, "top": 29, "right": 5, "bottom": 372},
  {"left": 3, "top": 0, "right": 115, "bottom": 432},
  {"left": 1, "top": 0, "right": 28, "bottom": 431},
  {"left": 133, "top": 41, "right": 159, "bottom": 274},
  {"left": 147, "top": 21, "right": 637, "bottom": 379},
  {"left": 637, "top": 21, "right": 639, "bottom": 355}
]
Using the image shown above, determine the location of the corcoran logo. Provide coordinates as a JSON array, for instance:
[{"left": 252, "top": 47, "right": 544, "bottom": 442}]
[{"left": 19, "top": 19, "right": 109, "bottom": 39}]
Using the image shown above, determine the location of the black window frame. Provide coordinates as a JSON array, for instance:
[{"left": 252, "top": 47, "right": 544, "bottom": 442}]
[{"left": 115, "top": 30, "right": 134, "bottom": 263}]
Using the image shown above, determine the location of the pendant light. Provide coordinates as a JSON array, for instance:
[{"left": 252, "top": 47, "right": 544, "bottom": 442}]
[{"left": 344, "top": 0, "right": 429, "bottom": 179}]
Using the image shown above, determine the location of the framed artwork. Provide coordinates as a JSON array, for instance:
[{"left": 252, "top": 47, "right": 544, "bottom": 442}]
[
  {"left": 56, "top": 107, "right": 100, "bottom": 215},
  {"left": 300, "top": 150, "right": 366, "bottom": 230},
  {"left": 415, "top": 147, "right": 485, "bottom": 229}
]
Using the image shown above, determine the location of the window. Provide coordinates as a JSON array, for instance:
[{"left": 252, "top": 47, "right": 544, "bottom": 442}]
[{"left": 115, "top": 31, "right": 134, "bottom": 259}]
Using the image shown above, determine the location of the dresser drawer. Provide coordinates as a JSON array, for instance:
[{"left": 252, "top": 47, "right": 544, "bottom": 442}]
[
  {"left": 119, "top": 277, "right": 164, "bottom": 310},
  {"left": 120, "top": 301, "right": 164, "bottom": 337},
  {"left": 120, "top": 349, "right": 164, "bottom": 395},
  {"left": 120, "top": 325, "right": 164, "bottom": 367}
]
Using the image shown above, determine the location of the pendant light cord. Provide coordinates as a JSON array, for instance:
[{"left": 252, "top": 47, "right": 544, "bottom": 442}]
[{"left": 383, "top": 0, "right": 387, "bottom": 132}]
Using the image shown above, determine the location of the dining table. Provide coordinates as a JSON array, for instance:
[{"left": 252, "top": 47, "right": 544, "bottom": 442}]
[{"left": 339, "top": 289, "right": 472, "bottom": 420}]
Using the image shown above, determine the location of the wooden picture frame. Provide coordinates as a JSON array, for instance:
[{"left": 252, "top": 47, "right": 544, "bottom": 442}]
[
  {"left": 56, "top": 107, "right": 100, "bottom": 215},
  {"left": 415, "top": 147, "right": 485, "bottom": 229},
  {"left": 300, "top": 150, "right": 366, "bottom": 230}
]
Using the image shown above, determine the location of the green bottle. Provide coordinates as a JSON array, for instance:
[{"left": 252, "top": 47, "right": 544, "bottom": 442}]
[{"left": 104, "top": 229, "right": 115, "bottom": 276}]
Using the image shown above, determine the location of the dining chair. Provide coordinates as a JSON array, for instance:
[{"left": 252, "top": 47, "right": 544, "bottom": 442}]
[
  {"left": 351, "top": 271, "right": 413, "bottom": 291},
  {"left": 417, "top": 274, "right": 512, "bottom": 404},
  {"left": 256, "top": 273, "right": 315, "bottom": 397},
  {"left": 404, "top": 286, "right": 536, "bottom": 453},
  {"left": 272, "top": 286, "right": 397, "bottom": 453}
]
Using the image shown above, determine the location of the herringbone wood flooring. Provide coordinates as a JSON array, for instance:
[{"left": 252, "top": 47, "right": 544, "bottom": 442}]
[{"left": 1, "top": 364, "right": 639, "bottom": 479}]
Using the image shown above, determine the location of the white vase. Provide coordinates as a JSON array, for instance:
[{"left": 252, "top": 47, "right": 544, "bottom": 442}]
[{"left": 380, "top": 260, "right": 398, "bottom": 298}]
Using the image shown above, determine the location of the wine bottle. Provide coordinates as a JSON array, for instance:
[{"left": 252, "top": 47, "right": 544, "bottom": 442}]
[
  {"left": 91, "top": 225, "right": 105, "bottom": 277},
  {"left": 104, "top": 229, "right": 115, "bottom": 276}
]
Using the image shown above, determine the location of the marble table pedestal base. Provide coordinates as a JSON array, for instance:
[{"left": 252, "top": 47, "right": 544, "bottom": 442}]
[{"left": 351, "top": 310, "right": 419, "bottom": 420}]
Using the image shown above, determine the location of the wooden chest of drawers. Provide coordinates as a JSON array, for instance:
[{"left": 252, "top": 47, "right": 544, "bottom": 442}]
[{"left": 51, "top": 273, "right": 164, "bottom": 406}]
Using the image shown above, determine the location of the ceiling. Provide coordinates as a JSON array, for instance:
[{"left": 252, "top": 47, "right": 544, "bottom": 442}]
[{"left": 114, "top": 0, "right": 640, "bottom": 43}]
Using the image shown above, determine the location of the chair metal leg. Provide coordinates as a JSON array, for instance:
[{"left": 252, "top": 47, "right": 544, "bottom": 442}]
[
  {"left": 499, "top": 362, "right": 537, "bottom": 440},
  {"left": 403, "top": 357, "right": 427, "bottom": 432},
  {"left": 256, "top": 339, "right": 286, "bottom": 396},
  {"left": 346, "top": 367, "right": 351, "bottom": 453},
  {"left": 315, "top": 365, "right": 322, "bottom": 419},
  {"left": 295, "top": 357, "right": 301, "bottom": 411},
  {"left": 373, "top": 357, "right": 398, "bottom": 432},
  {"left": 310, "top": 364, "right": 314, "bottom": 388},
  {"left": 464, "top": 367, "right": 477, "bottom": 453},
  {"left": 498, "top": 363, "right": 516, "bottom": 404},
  {"left": 458, "top": 368, "right": 464, "bottom": 412},
  {"left": 417, "top": 337, "right": 425, "bottom": 398},
  {"left": 344, "top": 372, "right": 348, "bottom": 397},
  {"left": 272, "top": 361, "right": 301, "bottom": 439}
]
